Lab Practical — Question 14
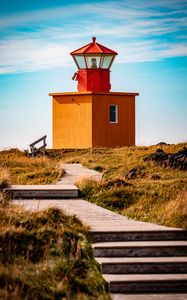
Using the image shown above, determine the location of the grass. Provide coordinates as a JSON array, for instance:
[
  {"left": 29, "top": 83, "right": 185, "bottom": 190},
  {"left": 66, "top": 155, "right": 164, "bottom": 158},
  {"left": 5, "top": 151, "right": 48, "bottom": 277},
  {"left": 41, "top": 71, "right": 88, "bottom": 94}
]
[
  {"left": 0, "top": 151, "right": 110, "bottom": 299},
  {"left": 0, "top": 167, "right": 10, "bottom": 189},
  {"left": 0, "top": 143, "right": 186, "bottom": 297},
  {"left": 0, "top": 197, "right": 110, "bottom": 300},
  {"left": 77, "top": 177, "right": 187, "bottom": 229},
  {"left": 0, "top": 149, "right": 62, "bottom": 185},
  {"left": 47, "top": 143, "right": 187, "bottom": 229},
  {"left": 1, "top": 144, "right": 187, "bottom": 229}
]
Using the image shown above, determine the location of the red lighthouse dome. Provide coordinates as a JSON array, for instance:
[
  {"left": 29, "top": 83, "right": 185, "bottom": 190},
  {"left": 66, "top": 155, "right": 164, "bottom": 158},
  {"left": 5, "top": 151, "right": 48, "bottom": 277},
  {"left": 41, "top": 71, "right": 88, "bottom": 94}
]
[{"left": 70, "top": 37, "right": 118, "bottom": 92}]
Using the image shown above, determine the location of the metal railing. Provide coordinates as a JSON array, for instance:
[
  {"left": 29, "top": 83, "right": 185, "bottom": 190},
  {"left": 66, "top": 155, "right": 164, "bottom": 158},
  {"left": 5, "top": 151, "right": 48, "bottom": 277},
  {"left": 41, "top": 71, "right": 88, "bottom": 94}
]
[{"left": 29, "top": 135, "right": 47, "bottom": 157}]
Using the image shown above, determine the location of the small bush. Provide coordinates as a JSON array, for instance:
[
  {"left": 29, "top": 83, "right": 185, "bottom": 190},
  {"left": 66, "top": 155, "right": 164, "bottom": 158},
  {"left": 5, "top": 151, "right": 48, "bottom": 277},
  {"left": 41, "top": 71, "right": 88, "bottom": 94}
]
[
  {"left": 76, "top": 178, "right": 100, "bottom": 198},
  {"left": 0, "top": 192, "right": 10, "bottom": 207},
  {"left": 0, "top": 168, "right": 10, "bottom": 189}
]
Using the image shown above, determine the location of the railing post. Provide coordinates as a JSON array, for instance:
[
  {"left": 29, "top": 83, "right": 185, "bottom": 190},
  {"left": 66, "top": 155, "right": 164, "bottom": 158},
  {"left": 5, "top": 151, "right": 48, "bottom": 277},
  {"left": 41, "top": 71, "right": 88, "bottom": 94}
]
[{"left": 29, "top": 135, "right": 47, "bottom": 157}]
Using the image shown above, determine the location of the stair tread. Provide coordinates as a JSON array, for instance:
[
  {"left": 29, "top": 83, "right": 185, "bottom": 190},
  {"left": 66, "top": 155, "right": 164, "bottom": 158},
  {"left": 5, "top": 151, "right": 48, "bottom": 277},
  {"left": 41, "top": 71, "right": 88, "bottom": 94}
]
[
  {"left": 111, "top": 293, "right": 187, "bottom": 300},
  {"left": 7, "top": 184, "right": 78, "bottom": 190},
  {"left": 96, "top": 256, "right": 187, "bottom": 263},
  {"left": 93, "top": 241, "right": 187, "bottom": 248},
  {"left": 91, "top": 228, "right": 183, "bottom": 232},
  {"left": 103, "top": 273, "right": 187, "bottom": 282}
]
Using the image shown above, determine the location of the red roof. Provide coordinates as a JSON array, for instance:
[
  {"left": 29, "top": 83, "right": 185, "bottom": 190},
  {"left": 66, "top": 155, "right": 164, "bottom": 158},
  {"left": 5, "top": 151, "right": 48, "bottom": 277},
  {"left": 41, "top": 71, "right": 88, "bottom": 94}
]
[{"left": 70, "top": 37, "right": 118, "bottom": 55}]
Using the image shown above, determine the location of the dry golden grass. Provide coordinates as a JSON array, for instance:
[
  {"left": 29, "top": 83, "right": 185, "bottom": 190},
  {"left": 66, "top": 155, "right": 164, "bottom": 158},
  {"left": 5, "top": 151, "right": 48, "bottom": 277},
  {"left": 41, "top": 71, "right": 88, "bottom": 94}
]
[
  {"left": 48, "top": 142, "right": 187, "bottom": 180},
  {"left": 60, "top": 142, "right": 187, "bottom": 229},
  {"left": 164, "top": 191, "right": 187, "bottom": 228},
  {"left": 0, "top": 149, "right": 62, "bottom": 185},
  {"left": 0, "top": 201, "right": 110, "bottom": 299},
  {"left": 0, "top": 167, "right": 10, "bottom": 188},
  {"left": 1, "top": 144, "right": 187, "bottom": 228}
]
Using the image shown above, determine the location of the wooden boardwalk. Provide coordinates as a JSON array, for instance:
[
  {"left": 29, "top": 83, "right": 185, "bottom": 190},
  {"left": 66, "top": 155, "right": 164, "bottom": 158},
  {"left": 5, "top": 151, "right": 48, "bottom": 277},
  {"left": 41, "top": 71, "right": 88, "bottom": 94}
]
[
  {"left": 56, "top": 163, "right": 102, "bottom": 185},
  {"left": 12, "top": 198, "right": 183, "bottom": 232},
  {"left": 12, "top": 163, "right": 187, "bottom": 299}
]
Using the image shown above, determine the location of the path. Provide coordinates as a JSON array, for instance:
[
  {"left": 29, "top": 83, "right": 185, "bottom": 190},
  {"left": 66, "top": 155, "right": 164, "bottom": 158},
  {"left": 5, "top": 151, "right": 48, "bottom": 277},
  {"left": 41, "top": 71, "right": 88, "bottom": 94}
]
[
  {"left": 13, "top": 198, "right": 187, "bottom": 299},
  {"left": 12, "top": 198, "right": 182, "bottom": 232},
  {"left": 12, "top": 163, "right": 187, "bottom": 299},
  {"left": 56, "top": 163, "right": 102, "bottom": 185}
]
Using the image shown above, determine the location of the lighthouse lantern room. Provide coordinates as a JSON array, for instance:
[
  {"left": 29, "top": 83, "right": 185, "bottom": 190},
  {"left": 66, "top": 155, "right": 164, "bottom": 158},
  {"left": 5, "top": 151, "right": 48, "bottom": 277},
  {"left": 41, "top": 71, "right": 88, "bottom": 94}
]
[
  {"left": 71, "top": 37, "right": 117, "bottom": 92},
  {"left": 49, "top": 37, "right": 139, "bottom": 149}
]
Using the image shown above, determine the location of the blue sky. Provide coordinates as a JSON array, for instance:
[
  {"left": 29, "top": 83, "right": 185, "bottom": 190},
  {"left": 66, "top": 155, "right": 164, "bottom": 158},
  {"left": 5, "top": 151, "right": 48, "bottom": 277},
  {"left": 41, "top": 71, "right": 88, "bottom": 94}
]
[{"left": 0, "top": 0, "right": 187, "bottom": 149}]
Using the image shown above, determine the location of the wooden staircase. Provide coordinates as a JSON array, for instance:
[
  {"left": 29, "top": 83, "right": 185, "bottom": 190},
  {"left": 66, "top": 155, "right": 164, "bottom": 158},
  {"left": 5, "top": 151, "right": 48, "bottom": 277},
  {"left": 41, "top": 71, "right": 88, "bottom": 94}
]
[
  {"left": 92, "top": 230, "right": 187, "bottom": 294},
  {"left": 9, "top": 163, "right": 187, "bottom": 298}
]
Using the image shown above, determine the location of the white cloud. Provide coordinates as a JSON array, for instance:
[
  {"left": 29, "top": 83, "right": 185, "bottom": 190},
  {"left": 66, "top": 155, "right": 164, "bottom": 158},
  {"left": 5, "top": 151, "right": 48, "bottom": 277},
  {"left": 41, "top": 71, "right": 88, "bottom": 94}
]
[
  {"left": 0, "top": 38, "right": 71, "bottom": 74},
  {"left": 0, "top": 0, "right": 186, "bottom": 74},
  {"left": 160, "top": 44, "right": 187, "bottom": 58}
]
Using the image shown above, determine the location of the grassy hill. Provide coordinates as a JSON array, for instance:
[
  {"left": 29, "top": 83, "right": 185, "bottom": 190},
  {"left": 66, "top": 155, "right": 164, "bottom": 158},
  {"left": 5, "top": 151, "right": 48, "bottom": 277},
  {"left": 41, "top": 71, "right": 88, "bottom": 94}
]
[
  {"left": 0, "top": 143, "right": 187, "bottom": 230},
  {"left": 47, "top": 142, "right": 187, "bottom": 229},
  {"left": 0, "top": 143, "right": 187, "bottom": 298},
  {"left": 0, "top": 149, "right": 110, "bottom": 299}
]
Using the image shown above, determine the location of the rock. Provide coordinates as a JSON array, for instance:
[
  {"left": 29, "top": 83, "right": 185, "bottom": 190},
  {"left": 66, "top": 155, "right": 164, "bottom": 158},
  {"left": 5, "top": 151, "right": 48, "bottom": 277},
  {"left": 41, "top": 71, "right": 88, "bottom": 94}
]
[
  {"left": 125, "top": 167, "right": 146, "bottom": 180},
  {"left": 156, "top": 148, "right": 164, "bottom": 153},
  {"left": 144, "top": 148, "right": 187, "bottom": 171},
  {"left": 126, "top": 168, "right": 137, "bottom": 179},
  {"left": 156, "top": 142, "right": 169, "bottom": 146},
  {"left": 144, "top": 149, "right": 168, "bottom": 163},
  {"left": 151, "top": 174, "right": 161, "bottom": 180}
]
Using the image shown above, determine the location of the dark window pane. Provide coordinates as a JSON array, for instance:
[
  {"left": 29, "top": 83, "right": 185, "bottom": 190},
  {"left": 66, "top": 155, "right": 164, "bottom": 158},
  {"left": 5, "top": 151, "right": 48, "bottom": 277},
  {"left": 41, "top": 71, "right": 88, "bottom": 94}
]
[{"left": 110, "top": 105, "right": 117, "bottom": 122}]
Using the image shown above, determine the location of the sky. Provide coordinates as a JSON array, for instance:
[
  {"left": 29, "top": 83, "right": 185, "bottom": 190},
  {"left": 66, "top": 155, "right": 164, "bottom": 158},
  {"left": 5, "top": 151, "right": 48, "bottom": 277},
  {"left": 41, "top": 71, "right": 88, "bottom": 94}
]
[{"left": 0, "top": 0, "right": 187, "bottom": 149}]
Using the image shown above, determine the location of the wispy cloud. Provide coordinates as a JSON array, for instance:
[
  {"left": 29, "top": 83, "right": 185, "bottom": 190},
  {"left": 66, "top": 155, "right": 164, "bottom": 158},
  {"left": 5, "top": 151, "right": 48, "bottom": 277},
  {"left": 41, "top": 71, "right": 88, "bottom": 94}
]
[
  {"left": 0, "top": 0, "right": 186, "bottom": 74},
  {"left": 0, "top": 38, "right": 70, "bottom": 74}
]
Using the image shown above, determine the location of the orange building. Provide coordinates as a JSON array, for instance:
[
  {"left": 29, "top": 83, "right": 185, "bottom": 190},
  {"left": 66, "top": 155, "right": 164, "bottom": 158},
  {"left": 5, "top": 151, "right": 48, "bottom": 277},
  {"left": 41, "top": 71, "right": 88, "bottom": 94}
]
[{"left": 49, "top": 38, "right": 139, "bottom": 149}]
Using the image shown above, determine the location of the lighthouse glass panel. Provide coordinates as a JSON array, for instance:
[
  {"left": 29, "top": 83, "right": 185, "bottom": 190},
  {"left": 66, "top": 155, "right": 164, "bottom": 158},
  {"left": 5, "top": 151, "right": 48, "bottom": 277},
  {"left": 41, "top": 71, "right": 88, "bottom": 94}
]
[
  {"left": 101, "top": 55, "right": 114, "bottom": 69},
  {"left": 73, "top": 55, "right": 86, "bottom": 69},
  {"left": 85, "top": 56, "right": 101, "bottom": 69}
]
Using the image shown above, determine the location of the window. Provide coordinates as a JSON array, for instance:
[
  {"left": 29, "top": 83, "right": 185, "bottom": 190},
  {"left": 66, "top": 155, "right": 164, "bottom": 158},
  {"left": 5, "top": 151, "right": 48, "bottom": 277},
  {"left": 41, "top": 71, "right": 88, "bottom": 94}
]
[
  {"left": 73, "top": 55, "right": 86, "bottom": 69},
  {"left": 100, "top": 55, "right": 114, "bottom": 69},
  {"left": 110, "top": 105, "right": 118, "bottom": 123},
  {"left": 85, "top": 55, "right": 101, "bottom": 69}
]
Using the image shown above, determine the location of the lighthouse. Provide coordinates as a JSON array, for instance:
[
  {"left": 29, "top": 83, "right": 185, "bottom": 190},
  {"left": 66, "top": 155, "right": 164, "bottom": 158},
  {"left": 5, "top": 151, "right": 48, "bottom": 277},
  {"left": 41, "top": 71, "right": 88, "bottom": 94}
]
[
  {"left": 49, "top": 37, "right": 139, "bottom": 149},
  {"left": 70, "top": 36, "right": 117, "bottom": 92}
]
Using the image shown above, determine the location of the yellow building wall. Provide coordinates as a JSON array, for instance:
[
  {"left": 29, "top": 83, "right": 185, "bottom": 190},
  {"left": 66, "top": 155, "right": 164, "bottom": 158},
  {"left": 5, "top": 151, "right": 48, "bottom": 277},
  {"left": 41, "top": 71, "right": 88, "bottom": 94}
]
[
  {"left": 92, "top": 94, "right": 135, "bottom": 147},
  {"left": 52, "top": 95, "right": 92, "bottom": 148}
]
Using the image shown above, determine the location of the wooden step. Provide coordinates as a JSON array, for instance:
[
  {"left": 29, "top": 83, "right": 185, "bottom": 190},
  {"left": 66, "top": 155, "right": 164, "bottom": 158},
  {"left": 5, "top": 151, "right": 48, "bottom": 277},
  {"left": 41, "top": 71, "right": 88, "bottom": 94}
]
[
  {"left": 91, "top": 230, "right": 187, "bottom": 242},
  {"left": 93, "top": 241, "right": 187, "bottom": 257},
  {"left": 5, "top": 185, "right": 78, "bottom": 198},
  {"left": 111, "top": 293, "right": 187, "bottom": 300},
  {"left": 96, "top": 256, "right": 187, "bottom": 274},
  {"left": 103, "top": 274, "right": 187, "bottom": 293}
]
